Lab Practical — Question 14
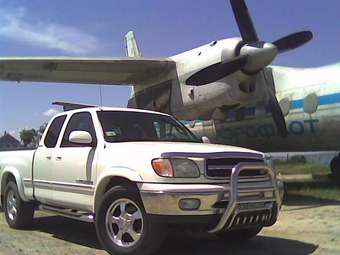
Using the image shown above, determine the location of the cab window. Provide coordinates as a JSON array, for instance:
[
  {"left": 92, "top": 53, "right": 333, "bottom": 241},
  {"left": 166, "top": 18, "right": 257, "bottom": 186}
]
[
  {"left": 61, "top": 112, "right": 97, "bottom": 147},
  {"left": 44, "top": 115, "right": 67, "bottom": 148}
]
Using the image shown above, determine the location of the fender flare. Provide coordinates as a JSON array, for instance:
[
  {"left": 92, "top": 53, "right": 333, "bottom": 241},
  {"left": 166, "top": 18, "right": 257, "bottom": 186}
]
[
  {"left": 93, "top": 167, "right": 143, "bottom": 211},
  {"left": 0, "top": 167, "right": 29, "bottom": 206}
]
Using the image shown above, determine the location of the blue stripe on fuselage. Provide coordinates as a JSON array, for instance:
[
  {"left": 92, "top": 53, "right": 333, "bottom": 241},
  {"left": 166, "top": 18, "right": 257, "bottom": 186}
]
[
  {"left": 230, "top": 92, "right": 340, "bottom": 120},
  {"left": 291, "top": 93, "right": 340, "bottom": 110}
]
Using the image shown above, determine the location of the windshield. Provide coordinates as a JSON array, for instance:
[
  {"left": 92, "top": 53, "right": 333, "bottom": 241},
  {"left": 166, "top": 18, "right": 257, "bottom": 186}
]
[{"left": 97, "top": 111, "right": 200, "bottom": 143}]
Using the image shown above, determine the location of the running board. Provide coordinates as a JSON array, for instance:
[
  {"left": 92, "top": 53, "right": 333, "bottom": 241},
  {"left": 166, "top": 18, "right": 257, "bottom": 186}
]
[{"left": 39, "top": 205, "right": 94, "bottom": 223}]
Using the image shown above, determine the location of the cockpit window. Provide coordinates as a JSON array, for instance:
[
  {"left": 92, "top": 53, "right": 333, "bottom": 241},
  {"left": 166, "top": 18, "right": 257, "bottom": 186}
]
[{"left": 210, "top": 41, "right": 218, "bottom": 46}]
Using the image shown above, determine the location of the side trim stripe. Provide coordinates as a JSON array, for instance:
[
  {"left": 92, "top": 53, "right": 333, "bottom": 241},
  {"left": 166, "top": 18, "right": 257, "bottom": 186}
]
[{"left": 24, "top": 179, "right": 94, "bottom": 196}]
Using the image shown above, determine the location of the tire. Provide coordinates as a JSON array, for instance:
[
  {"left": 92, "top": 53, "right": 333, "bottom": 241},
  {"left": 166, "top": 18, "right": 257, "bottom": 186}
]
[
  {"left": 330, "top": 156, "right": 340, "bottom": 181},
  {"left": 217, "top": 227, "right": 263, "bottom": 242},
  {"left": 4, "top": 181, "right": 34, "bottom": 229},
  {"left": 95, "top": 185, "right": 164, "bottom": 255}
]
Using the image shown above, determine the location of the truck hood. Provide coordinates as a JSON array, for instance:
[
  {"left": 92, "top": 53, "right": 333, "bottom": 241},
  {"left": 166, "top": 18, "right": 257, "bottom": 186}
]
[
  {"left": 105, "top": 141, "right": 263, "bottom": 158},
  {"left": 102, "top": 142, "right": 264, "bottom": 183}
]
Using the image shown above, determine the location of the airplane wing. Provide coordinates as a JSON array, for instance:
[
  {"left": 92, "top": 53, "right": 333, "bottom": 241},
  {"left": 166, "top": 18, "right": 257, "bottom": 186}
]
[{"left": 0, "top": 57, "right": 176, "bottom": 85}]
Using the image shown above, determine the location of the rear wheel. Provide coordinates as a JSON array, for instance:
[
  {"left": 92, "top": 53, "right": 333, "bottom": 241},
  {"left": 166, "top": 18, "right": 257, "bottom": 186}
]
[
  {"left": 95, "top": 185, "right": 164, "bottom": 255},
  {"left": 330, "top": 156, "right": 340, "bottom": 184},
  {"left": 217, "top": 227, "right": 263, "bottom": 242},
  {"left": 4, "top": 181, "right": 34, "bottom": 229}
]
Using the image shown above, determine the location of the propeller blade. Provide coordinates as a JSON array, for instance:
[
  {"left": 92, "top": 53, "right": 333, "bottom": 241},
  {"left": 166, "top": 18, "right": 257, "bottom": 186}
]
[
  {"left": 273, "top": 31, "right": 313, "bottom": 53},
  {"left": 186, "top": 56, "right": 247, "bottom": 86},
  {"left": 268, "top": 89, "right": 288, "bottom": 138},
  {"left": 230, "top": 0, "right": 259, "bottom": 43},
  {"left": 263, "top": 69, "right": 288, "bottom": 138}
]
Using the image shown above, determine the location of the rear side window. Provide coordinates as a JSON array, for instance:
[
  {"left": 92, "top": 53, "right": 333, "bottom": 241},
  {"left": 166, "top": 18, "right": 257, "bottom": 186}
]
[{"left": 44, "top": 115, "right": 67, "bottom": 148}]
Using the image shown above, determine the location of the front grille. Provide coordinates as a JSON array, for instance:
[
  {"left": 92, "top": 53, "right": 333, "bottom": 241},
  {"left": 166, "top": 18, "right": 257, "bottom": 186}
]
[{"left": 206, "top": 157, "right": 265, "bottom": 179}]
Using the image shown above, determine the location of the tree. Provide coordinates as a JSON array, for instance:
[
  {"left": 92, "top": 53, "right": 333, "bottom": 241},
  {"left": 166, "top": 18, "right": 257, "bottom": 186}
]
[
  {"left": 18, "top": 123, "right": 48, "bottom": 147},
  {"left": 39, "top": 123, "right": 48, "bottom": 136},
  {"left": 20, "top": 129, "right": 38, "bottom": 147},
  {"left": 37, "top": 123, "right": 48, "bottom": 142}
]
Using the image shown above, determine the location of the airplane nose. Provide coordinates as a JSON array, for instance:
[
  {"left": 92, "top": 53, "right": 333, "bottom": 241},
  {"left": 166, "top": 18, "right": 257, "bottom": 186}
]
[{"left": 240, "top": 42, "right": 278, "bottom": 74}]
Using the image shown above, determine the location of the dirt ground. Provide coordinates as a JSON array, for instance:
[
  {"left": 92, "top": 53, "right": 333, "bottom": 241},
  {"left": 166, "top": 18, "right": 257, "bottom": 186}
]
[{"left": 0, "top": 196, "right": 340, "bottom": 255}]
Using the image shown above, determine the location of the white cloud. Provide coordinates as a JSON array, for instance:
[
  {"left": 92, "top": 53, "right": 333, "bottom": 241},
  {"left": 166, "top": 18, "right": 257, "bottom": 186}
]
[
  {"left": 43, "top": 108, "right": 60, "bottom": 117},
  {"left": 0, "top": 7, "right": 98, "bottom": 55}
]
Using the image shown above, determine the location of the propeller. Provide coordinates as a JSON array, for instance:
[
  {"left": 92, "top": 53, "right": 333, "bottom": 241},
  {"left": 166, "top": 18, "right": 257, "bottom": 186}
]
[
  {"left": 230, "top": 0, "right": 258, "bottom": 43},
  {"left": 273, "top": 31, "right": 313, "bottom": 53},
  {"left": 186, "top": 55, "right": 247, "bottom": 86},
  {"left": 186, "top": 0, "right": 313, "bottom": 137},
  {"left": 263, "top": 68, "right": 288, "bottom": 138}
]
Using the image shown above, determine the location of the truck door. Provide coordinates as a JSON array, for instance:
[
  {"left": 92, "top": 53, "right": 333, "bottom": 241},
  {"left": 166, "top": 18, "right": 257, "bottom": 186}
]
[
  {"left": 33, "top": 115, "right": 67, "bottom": 204},
  {"left": 51, "top": 111, "right": 97, "bottom": 211}
]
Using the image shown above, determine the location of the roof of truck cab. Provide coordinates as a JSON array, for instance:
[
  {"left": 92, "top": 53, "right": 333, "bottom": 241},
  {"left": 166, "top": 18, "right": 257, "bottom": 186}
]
[{"left": 54, "top": 107, "right": 172, "bottom": 118}]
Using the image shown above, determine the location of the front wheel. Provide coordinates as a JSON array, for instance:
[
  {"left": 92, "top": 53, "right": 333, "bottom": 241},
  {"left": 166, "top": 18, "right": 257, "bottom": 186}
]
[
  {"left": 330, "top": 156, "right": 340, "bottom": 184},
  {"left": 4, "top": 181, "right": 34, "bottom": 229},
  {"left": 217, "top": 227, "right": 263, "bottom": 242},
  {"left": 95, "top": 185, "right": 164, "bottom": 255}
]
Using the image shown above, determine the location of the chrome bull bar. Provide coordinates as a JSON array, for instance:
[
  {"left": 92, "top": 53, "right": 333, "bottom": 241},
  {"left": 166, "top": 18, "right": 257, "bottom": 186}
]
[{"left": 209, "top": 163, "right": 281, "bottom": 233}]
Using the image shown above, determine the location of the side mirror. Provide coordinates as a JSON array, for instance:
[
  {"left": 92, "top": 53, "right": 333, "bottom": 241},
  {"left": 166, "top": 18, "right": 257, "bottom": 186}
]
[
  {"left": 69, "top": 131, "right": 93, "bottom": 145},
  {"left": 201, "top": 136, "right": 211, "bottom": 144}
]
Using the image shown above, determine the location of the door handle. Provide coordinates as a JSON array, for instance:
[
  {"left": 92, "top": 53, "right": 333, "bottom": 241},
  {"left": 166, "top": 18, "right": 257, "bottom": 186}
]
[
  {"left": 56, "top": 156, "right": 62, "bottom": 161},
  {"left": 46, "top": 156, "right": 52, "bottom": 160}
]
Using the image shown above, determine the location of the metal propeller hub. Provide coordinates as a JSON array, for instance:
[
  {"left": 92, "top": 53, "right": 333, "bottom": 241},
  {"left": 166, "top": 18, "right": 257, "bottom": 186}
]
[{"left": 239, "top": 42, "right": 278, "bottom": 74}]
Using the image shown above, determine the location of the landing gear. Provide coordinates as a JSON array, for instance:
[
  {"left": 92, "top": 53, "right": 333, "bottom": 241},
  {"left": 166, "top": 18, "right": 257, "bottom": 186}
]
[{"left": 330, "top": 154, "right": 340, "bottom": 184}]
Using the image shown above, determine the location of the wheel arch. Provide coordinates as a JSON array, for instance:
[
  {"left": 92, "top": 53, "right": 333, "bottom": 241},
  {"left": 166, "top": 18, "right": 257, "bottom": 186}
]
[
  {"left": 94, "top": 167, "right": 143, "bottom": 212},
  {"left": 0, "top": 167, "right": 28, "bottom": 207}
]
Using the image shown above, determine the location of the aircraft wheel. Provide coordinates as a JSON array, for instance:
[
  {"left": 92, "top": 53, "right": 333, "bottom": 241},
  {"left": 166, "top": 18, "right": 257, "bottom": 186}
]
[{"left": 330, "top": 156, "right": 340, "bottom": 184}]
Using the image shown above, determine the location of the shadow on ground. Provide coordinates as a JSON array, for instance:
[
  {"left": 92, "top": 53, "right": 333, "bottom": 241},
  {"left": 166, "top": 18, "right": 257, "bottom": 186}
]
[
  {"left": 283, "top": 182, "right": 340, "bottom": 210},
  {"left": 161, "top": 233, "right": 317, "bottom": 255},
  {"left": 28, "top": 215, "right": 101, "bottom": 249},
  {"left": 24, "top": 214, "right": 317, "bottom": 255},
  {"left": 284, "top": 193, "right": 340, "bottom": 207}
]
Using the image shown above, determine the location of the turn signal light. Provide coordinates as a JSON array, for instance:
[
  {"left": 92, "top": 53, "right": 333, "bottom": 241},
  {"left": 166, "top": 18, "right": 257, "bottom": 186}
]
[{"left": 151, "top": 159, "right": 174, "bottom": 177}]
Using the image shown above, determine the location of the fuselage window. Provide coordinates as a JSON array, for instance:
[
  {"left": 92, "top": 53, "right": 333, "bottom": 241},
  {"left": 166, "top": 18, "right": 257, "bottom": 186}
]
[{"left": 303, "top": 93, "right": 319, "bottom": 114}]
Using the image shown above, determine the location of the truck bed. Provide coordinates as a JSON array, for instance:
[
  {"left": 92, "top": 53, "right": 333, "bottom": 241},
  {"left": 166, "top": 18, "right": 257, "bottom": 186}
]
[{"left": 0, "top": 149, "right": 36, "bottom": 198}]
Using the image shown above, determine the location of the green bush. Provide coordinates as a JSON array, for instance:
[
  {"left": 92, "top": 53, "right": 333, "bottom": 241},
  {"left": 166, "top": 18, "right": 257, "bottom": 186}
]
[{"left": 289, "top": 155, "right": 307, "bottom": 164}]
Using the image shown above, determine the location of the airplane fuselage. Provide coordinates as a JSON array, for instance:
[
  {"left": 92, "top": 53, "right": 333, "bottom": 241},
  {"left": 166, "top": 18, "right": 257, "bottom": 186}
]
[
  {"left": 188, "top": 63, "right": 340, "bottom": 152},
  {"left": 128, "top": 37, "right": 340, "bottom": 152}
]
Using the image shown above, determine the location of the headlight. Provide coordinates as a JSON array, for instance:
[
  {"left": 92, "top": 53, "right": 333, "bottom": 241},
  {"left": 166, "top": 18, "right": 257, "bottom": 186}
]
[
  {"left": 151, "top": 158, "right": 200, "bottom": 178},
  {"left": 171, "top": 159, "right": 200, "bottom": 178}
]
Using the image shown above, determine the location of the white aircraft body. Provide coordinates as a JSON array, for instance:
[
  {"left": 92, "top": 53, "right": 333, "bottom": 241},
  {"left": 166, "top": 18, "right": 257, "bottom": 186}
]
[
  {"left": 1, "top": 0, "right": 340, "bottom": 176},
  {"left": 189, "top": 63, "right": 340, "bottom": 152}
]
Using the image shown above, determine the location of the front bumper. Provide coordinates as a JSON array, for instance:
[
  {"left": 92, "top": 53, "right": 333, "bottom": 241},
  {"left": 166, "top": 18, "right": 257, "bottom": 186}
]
[{"left": 139, "top": 163, "right": 282, "bottom": 233}]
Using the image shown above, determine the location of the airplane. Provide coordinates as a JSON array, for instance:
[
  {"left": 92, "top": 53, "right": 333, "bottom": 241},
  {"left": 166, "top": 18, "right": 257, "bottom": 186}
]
[{"left": 0, "top": 0, "right": 340, "bottom": 178}]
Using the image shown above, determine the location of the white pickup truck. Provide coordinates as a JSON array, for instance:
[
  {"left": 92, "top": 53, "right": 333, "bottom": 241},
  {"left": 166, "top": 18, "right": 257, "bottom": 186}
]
[{"left": 0, "top": 107, "right": 283, "bottom": 255}]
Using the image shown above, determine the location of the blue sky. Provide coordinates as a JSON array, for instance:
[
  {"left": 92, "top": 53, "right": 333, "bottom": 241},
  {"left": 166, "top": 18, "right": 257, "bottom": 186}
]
[{"left": 0, "top": 0, "right": 339, "bottom": 138}]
